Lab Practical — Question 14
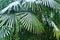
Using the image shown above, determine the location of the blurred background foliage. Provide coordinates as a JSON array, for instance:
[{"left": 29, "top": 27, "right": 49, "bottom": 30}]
[{"left": 0, "top": 0, "right": 60, "bottom": 40}]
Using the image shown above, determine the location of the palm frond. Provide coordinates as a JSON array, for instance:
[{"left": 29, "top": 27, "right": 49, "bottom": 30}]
[
  {"left": 0, "top": 14, "right": 14, "bottom": 38},
  {"left": 17, "top": 12, "right": 44, "bottom": 34},
  {"left": 44, "top": 15, "right": 60, "bottom": 40},
  {"left": 23, "top": 0, "right": 60, "bottom": 10}
]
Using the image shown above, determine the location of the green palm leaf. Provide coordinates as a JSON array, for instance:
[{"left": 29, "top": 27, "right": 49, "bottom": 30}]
[
  {"left": 0, "top": 14, "right": 14, "bottom": 38},
  {"left": 17, "top": 12, "right": 44, "bottom": 33},
  {"left": 23, "top": 0, "right": 60, "bottom": 10}
]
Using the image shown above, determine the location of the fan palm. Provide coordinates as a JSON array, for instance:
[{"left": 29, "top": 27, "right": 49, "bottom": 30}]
[{"left": 0, "top": 0, "right": 60, "bottom": 40}]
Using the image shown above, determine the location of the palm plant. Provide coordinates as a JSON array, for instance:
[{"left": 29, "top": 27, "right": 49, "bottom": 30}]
[{"left": 0, "top": 0, "right": 60, "bottom": 40}]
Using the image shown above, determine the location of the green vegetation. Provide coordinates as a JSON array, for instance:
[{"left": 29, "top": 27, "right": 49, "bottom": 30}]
[{"left": 0, "top": 0, "right": 60, "bottom": 40}]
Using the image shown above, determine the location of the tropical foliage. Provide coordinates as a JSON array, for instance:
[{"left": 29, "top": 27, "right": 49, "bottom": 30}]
[{"left": 0, "top": 0, "right": 60, "bottom": 40}]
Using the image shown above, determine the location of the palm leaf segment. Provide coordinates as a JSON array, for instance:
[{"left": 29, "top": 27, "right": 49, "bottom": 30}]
[
  {"left": 42, "top": 15, "right": 60, "bottom": 40},
  {"left": 0, "top": 14, "right": 14, "bottom": 38},
  {"left": 24, "top": 0, "right": 60, "bottom": 9},
  {"left": 17, "top": 12, "right": 44, "bottom": 33},
  {"left": 39, "top": 0, "right": 60, "bottom": 9}
]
